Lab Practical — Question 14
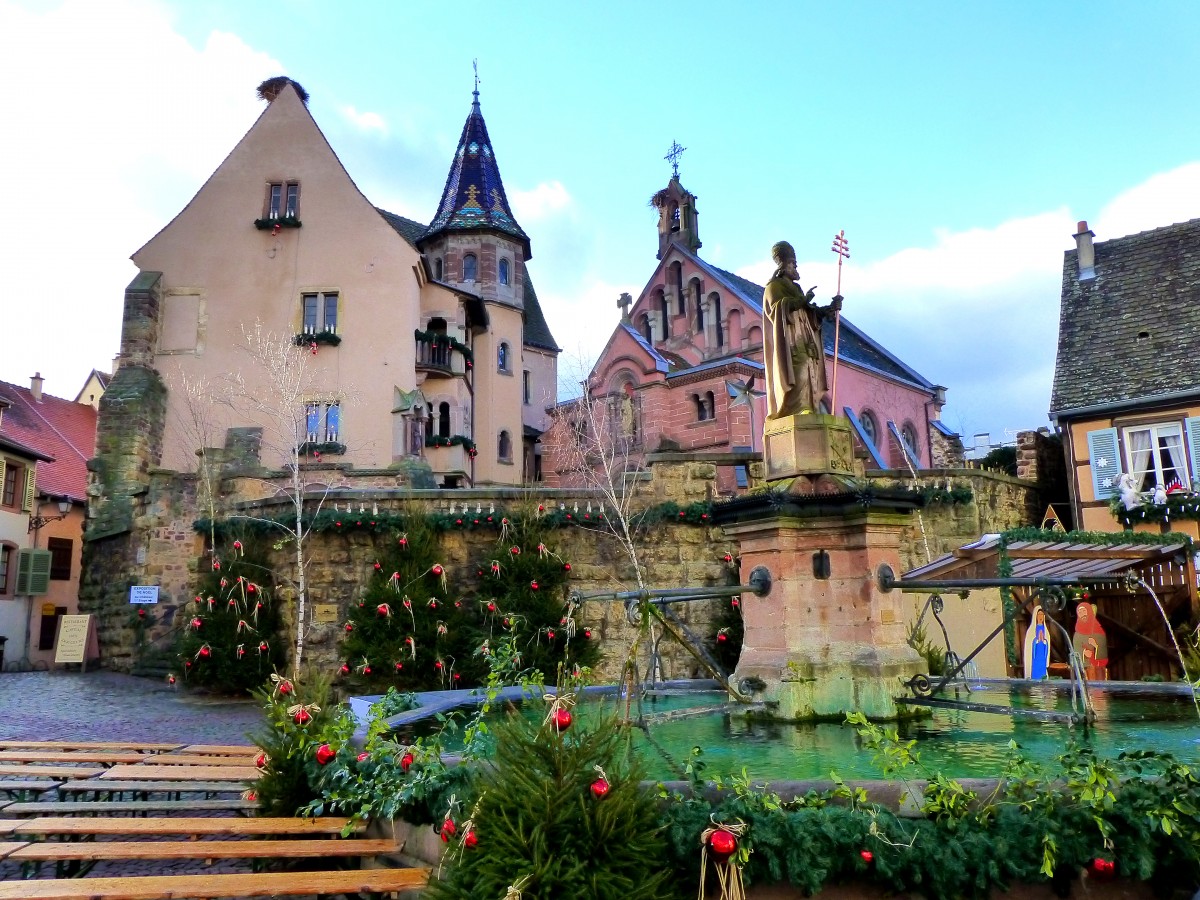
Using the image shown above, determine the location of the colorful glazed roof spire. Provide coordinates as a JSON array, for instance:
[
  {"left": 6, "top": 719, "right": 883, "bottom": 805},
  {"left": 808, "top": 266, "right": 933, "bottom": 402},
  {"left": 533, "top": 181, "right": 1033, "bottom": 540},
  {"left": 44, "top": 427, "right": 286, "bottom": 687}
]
[{"left": 423, "top": 87, "right": 531, "bottom": 259}]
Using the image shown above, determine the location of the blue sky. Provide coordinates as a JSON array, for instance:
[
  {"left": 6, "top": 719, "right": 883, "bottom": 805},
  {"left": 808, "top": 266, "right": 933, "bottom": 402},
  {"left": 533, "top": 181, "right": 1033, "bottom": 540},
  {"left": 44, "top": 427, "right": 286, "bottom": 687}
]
[{"left": 3, "top": 0, "right": 1199, "bottom": 444}]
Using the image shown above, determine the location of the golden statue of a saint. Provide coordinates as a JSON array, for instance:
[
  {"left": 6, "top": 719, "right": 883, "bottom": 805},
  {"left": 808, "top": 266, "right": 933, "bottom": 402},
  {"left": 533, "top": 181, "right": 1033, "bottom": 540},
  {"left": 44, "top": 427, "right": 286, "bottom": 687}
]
[{"left": 762, "top": 241, "right": 841, "bottom": 419}]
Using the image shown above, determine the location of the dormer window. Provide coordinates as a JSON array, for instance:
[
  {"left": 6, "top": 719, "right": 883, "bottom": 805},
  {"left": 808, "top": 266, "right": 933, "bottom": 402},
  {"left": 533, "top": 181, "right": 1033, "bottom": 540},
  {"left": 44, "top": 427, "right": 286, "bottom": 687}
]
[
  {"left": 463, "top": 253, "right": 478, "bottom": 282},
  {"left": 499, "top": 258, "right": 510, "bottom": 286}
]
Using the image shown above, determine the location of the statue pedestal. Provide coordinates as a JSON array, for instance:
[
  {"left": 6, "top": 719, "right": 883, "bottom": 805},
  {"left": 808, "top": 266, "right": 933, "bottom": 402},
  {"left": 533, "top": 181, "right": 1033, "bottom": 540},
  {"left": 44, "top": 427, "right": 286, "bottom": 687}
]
[
  {"left": 764, "top": 414, "right": 855, "bottom": 480},
  {"left": 715, "top": 490, "right": 925, "bottom": 721}
]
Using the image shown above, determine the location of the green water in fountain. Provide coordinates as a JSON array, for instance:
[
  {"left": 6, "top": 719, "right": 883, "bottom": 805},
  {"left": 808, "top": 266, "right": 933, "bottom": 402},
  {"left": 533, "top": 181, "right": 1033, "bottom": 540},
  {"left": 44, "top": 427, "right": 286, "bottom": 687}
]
[{"left": 419, "top": 686, "right": 1199, "bottom": 781}]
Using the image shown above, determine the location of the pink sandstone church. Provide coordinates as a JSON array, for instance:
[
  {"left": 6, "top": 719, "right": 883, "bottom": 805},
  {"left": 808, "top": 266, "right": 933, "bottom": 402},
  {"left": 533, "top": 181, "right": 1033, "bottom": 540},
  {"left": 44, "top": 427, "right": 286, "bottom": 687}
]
[{"left": 545, "top": 174, "right": 961, "bottom": 495}]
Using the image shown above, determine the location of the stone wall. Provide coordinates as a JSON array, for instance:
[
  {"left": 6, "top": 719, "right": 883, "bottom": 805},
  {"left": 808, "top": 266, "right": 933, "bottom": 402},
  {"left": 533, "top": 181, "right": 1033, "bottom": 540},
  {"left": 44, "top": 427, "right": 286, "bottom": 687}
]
[{"left": 82, "top": 441, "right": 1041, "bottom": 679}]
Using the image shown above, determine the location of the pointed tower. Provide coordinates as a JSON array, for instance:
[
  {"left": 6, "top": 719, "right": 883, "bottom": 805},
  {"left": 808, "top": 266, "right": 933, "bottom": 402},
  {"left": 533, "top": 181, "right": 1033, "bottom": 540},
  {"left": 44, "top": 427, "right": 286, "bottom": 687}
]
[
  {"left": 420, "top": 86, "right": 531, "bottom": 307},
  {"left": 651, "top": 176, "right": 701, "bottom": 260}
]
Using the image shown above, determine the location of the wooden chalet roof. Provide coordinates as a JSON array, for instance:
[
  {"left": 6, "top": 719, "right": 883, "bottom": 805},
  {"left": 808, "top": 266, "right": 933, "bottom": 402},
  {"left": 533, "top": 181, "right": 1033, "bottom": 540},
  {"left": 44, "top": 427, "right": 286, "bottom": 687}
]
[{"left": 904, "top": 535, "right": 1191, "bottom": 583}]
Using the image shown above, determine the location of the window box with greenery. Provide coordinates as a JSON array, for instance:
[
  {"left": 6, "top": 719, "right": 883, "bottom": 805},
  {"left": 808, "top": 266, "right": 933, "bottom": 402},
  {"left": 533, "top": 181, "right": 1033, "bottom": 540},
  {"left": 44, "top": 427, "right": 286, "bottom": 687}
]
[
  {"left": 293, "top": 330, "right": 342, "bottom": 347},
  {"left": 425, "top": 434, "right": 477, "bottom": 458},
  {"left": 414, "top": 329, "right": 474, "bottom": 369},
  {"left": 254, "top": 215, "right": 302, "bottom": 230},
  {"left": 298, "top": 441, "right": 346, "bottom": 457}
]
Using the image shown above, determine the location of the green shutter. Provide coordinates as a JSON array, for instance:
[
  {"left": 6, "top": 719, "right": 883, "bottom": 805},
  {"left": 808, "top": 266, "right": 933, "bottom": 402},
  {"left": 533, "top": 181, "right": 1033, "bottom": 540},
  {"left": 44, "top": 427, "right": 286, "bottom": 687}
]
[
  {"left": 22, "top": 467, "right": 35, "bottom": 512},
  {"left": 1186, "top": 417, "right": 1200, "bottom": 489},
  {"left": 1086, "top": 427, "right": 1122, "bottom": 499},
  {"left": 16, "top": 549, "right": 52, "bottom": 595}
]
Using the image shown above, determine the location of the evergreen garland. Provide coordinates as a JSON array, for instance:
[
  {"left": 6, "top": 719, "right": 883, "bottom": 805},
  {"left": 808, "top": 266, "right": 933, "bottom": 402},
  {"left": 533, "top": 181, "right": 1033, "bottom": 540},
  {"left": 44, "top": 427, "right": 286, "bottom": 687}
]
[
  {"left": 414, "top": 328, "right": 474, "bottom": 365},
  {"left": 176, "top": 538, "right": 285, "bottom": 693},
  {"left": 291, "top": 330, "right": 341, "bottom": 347},
  {"left": 1109, "top": 490, "right": 1200, "bottom": 527}
]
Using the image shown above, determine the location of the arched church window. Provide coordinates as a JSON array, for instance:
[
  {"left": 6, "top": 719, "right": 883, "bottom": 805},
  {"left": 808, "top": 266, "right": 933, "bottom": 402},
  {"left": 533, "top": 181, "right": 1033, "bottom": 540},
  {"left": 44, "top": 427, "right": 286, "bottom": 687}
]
[
  {"left": 695, "top": 292, "right": 705, "bottom": 333},
  {"left": 710, "top": 292, "right": 723, "bottom": 346},
  {"left": 860, "top": 410, "right": 880, "bottom": 448},
  {"left": 640, "top": 313, "right": 653, "bottom": 344},
  {"left": 499, "top": 258, "right": 510, "bottom": 286},
  {"left": 901, "top": 421, "right": 920, "bottom": 459},
  {"left": 463, "top": 253, "right": 477, "bottom": 282}
]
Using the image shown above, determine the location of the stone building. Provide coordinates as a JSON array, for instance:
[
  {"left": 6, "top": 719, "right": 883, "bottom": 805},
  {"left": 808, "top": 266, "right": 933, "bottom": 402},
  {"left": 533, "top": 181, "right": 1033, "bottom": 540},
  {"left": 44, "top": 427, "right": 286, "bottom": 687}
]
[
  {"left": 544, "top": 172, "right": 961, "bottom": 494},
  {"left": 108, "top": 76, "right": 556, "bottom": 491}
]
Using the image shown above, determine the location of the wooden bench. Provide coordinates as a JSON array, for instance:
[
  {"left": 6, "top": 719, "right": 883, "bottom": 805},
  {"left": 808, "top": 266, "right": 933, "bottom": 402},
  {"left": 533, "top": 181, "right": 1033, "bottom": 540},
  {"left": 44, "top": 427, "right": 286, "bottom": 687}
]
[
  {"left": 0, "top": 782, "right": 61, "bottom": 801},
  {"left": 0, "top": 752, "right": 147, "bottom": 766},
  {"left": 0, "top": 766, "right": 103, "bottom": 780},
  {"left": 177, "top": 744, "right": 256, "bottom": 755},
  {"left": 0, "top": 799, "right": 257, "bottom": 817},
  {"left": 0, "top": 743, "right": 181, "bottom": 753},
  {"left": 98, "top": 764, "right": 258, "bottom": 781},
  {"left": 9, "top": 836, "right": 399, "bottom": 863},
  {"left": 0, "top": 866, "right": 430, "bottom": 899},
  {"left": 0, "top": 816, "right": 363, "bottom": 837}
]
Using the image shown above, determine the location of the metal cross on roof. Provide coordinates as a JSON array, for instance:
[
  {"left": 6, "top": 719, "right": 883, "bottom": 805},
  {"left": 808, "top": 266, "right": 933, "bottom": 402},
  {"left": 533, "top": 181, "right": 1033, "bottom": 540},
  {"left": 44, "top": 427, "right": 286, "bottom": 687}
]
[{"left": 664, "top": 140, "right": 686, "bottom": 178}]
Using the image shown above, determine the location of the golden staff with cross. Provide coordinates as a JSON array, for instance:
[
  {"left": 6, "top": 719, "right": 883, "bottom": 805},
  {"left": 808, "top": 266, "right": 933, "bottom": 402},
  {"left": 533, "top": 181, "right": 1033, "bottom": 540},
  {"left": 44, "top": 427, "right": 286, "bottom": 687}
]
[{"left": 829, "top": 229, "right": 850, "bottom": 414}]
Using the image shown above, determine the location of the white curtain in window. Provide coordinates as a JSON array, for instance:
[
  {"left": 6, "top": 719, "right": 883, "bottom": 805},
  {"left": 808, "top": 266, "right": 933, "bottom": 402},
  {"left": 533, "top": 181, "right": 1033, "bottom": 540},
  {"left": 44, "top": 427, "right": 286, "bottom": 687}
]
[
  {"left": 1160, "top": 431, "right": 1186, "bottom": 486},
  {"left": 1128, "top": 429, "right": 1153, "bottom": 489}
]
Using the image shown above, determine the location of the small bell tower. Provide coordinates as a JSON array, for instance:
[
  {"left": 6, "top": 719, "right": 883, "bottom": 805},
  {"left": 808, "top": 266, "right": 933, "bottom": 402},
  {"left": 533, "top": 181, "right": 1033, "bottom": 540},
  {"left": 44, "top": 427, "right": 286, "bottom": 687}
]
[{"left": 651, "top": 141, "right": 701, "bottom": 260}]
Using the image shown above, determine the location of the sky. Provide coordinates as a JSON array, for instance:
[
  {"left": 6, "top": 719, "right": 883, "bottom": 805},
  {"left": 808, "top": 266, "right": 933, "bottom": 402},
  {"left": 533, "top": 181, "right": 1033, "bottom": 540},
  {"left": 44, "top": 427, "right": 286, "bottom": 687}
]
[{"left": 3, "top": 0, "right": 1200, "bottom": 446}]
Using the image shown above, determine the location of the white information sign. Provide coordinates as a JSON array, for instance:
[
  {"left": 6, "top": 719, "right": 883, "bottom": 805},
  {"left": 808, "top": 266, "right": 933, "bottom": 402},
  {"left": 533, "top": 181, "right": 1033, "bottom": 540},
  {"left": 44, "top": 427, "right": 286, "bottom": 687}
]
[{"left": 129, "top": 585, "right": 160, "bottom": 605}]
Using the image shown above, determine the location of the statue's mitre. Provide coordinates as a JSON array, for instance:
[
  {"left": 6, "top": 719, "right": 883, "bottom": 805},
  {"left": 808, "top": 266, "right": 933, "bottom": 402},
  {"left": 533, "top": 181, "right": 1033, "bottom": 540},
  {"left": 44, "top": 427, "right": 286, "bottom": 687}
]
[{"left": 771, "top": 241, "right": 796, "bottom": 265}]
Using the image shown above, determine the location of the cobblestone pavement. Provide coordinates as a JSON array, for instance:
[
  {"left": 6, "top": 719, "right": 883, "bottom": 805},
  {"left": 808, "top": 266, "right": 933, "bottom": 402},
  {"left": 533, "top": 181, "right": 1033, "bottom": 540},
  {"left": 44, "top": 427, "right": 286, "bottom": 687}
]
[{"left": 0, "top": 670, "right": 265, "bottom": 742}]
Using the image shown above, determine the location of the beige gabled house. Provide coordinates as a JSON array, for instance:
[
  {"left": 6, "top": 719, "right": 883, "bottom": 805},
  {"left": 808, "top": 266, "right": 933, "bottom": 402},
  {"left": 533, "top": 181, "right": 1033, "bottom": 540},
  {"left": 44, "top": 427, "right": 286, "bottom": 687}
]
[{"left": 121, "top": 77, "right": 556, "bottom": 488}]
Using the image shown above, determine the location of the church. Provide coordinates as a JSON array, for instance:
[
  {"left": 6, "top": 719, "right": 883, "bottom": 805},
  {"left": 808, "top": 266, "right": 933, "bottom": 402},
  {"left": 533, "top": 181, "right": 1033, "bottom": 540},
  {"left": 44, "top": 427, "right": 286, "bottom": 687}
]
[
  {"left": 109, "top": 76, "right": 556, "bottom": 489},
  {"left": 545, "top": 167, "right": 960, "bottom": 494}
]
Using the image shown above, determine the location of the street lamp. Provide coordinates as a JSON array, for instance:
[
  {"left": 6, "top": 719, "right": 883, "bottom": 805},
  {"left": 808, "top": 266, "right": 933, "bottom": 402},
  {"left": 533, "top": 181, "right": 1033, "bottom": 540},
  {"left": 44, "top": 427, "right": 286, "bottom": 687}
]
[{"left": 28, "top": 497, "right": 72, "bottom": 532}]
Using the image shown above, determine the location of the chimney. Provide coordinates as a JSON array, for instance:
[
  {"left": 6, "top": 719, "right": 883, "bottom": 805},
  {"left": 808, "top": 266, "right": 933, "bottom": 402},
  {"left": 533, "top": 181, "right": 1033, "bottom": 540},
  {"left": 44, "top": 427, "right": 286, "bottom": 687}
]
[
  {"left": 30, "top": 372, "right": 44, "bottom": 402},
  {"left": 1074, "top": 220, "right": 1095, "bottom": 280}
]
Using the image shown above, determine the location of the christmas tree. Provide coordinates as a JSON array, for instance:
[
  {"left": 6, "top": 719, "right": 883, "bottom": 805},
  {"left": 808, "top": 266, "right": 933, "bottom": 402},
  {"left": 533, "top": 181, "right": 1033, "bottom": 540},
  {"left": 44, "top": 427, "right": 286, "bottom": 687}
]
[
  {"left": 176, "top": 537, "right": 285, "bottom": 693},
  {"left": 340, "top": 518, "right": 485, "bottom": 691},
  {"left": 425, "top": 697, "right": 681, "bottom": 900},
  {"left": 472, "top": 518, "right": 600, "bottom": 682}
]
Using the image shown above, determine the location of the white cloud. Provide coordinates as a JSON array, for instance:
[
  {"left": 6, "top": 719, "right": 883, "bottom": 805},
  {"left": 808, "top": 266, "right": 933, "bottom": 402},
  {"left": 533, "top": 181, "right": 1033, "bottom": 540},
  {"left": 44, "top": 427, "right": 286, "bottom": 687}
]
[
  {"left": 510, "top": 181, "right": 572, "bottom": 221},
  {"left": 1094, "top": 162, "right": 1200, "bottom": 240},
  {"left": 340, "top": 105, "right": 388, "bottom": 134},
  {"left": 0, "top": 0, "right": 281, "bottom": 394}
]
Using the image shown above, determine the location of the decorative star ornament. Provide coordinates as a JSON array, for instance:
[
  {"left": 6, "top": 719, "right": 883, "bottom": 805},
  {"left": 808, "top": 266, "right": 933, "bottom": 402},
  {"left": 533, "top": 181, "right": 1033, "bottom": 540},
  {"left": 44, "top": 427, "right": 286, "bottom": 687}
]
[
  {"left": 726, "top": 375, "right": 765, "bottom": 407},
  {"left": 1096, "top": 457, "right": 1110, "bottom": 468}
]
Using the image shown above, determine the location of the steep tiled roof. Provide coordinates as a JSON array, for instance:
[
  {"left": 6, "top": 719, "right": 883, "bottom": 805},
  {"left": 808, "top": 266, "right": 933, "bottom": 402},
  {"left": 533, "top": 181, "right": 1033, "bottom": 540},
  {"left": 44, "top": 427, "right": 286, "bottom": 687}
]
[
  {"left": 375, "top": 208, "right": 428, "bottom": 246},
  {"left": 423, "top": 92, "right": 530, "bottom": 258},
  {"left": 620, "top": 324, "right": 672, "bottom": 374},
  {"left": 0, "top": 381, "right": 97, "bottom": 502},
  {"left": 1050, "top": 217, "right": 1200, "bottom": 416},
  {"left": 523, "top": 278, "right": 559, "bottom": 352}
]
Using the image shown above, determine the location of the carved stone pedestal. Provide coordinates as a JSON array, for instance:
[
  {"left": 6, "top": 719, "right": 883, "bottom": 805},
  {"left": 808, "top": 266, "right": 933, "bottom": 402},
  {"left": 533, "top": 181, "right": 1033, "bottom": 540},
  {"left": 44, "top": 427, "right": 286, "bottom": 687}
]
[
  {"left": 715, "top": 489, "right": 925, "bottom": 721},
  {"left": 763, "top": 414, "right": 855, "bottom": 480}
]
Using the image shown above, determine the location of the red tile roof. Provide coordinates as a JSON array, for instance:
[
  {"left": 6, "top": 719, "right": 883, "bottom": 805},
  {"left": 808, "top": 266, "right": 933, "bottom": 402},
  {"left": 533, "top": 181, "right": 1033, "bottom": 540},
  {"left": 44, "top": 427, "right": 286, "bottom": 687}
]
[{"left": 0, "top": 380, "right": 97, "bottom": 503}]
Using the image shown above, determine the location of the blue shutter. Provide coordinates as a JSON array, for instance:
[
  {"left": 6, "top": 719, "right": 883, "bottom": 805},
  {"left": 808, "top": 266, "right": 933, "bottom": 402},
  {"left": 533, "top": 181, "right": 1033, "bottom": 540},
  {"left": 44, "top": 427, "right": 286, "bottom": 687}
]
[
  {"left": 1186, "top": 417, "right": 1200, "bottom": 489},
  {"left": 1086, "top": 427, "right": 1122, "bottom": 499},
  {"left": 844, "top": 407, "right": 887, "bottom": 469}
]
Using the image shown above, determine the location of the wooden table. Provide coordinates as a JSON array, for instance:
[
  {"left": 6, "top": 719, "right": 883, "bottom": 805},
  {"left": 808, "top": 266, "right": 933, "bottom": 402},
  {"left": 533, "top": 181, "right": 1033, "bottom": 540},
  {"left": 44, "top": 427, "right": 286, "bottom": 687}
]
[
  {"left": 0, "top": 752, "right": 147, "bottom": 766},
  {"left": 0, "top": 766, "right": 103, "bottom": 780},
  {"left": 0, "top": 743, "right": 181, "bottom": 753}
]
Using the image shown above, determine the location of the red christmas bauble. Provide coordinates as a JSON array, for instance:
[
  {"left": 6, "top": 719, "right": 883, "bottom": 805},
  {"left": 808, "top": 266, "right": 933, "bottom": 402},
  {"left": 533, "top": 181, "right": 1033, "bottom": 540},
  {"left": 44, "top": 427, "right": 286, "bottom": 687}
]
[
  {"left": 717, "top": 633, "right": 727, "bottom": 643},
  {"left": 395, "top": 662, "right": 403, "bottom": 672},
  {"left": 198, "top": 646, "right": 211, "bottom": 658},
  {"left": 464, "top": 829, "right": 478, "bottom": 848},
  {"left": 294, "top": 709, "right": 311, "bottom": 725},
  {"left": 315, "top": 743, "right": 335, "bottom": 765},
  {"left": 168, "top": 674, "right": 176, "bottom": 685},
  {"left": 547, "top": 630, "right": 556, "bottom": 639},
  {"left": 564, "top": 563, "right": 571, "bottom": 571},
  {"left": 531, "top": 580, "right": 539, "bottom": 590},
  {"left": 400, "top": 752, "right": 414, "bottom": 772},
  {"left": 584, "top": 629, "right": 592, "bottom": 639},
  {"left": 255, "top": 753, "right": 266, "bottom": 768},
  {"left": 441, "top": 818, "right": 457, "bottom": 839},
  {"left": 138, "top": 608, "right": 146, "bottom": 618},
  {"left": 357, "top": 752, "right": 370, "bottom": 763},
  {"left": 363, "top": 665, "right": 372, "bottom": 675},
  {"left": 723, "top": 554, "right": 733, "bottom": 563},
  {"left": 860, "top": 850, "right": 874, "bottom": 865},
  {"left": 487, "top": 602, "right": 496, "bottom": 611},
  {"left": 344, "top": 623, "right": 353, "bottom": 632},
  {"left": 709, "top": 829, "right": 737, "bottom": 857},
  {"left": 431, "top": 564, "right": 444, "bottom": 576},
  {"left": 553, "top": 708, "right": 573, "bottom": 731},
  {"left": 1089, "top": 858, "right": 1115, "bottom": 878},
  {"left": 191, "top": 617, "right": 203, "bottom": 629},
  {"left": 591, "top": 778, "right": 610, "bottom": 799},
  {"left": 377, "top": 604, "right": 389, "bottom": 616},
  {"left": 340, "top": 664, "right": 350, "bottom": 674}
]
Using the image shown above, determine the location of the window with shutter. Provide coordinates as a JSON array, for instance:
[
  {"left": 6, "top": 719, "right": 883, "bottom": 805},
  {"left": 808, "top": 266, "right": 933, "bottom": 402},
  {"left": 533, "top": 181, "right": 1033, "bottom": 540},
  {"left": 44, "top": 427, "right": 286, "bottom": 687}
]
[
  {"left": 1187, "top": 417, "right": 1200, "bottom": 487},
  {"left": 1086, "top": 427, "right": 1122, "bottom": 499},
  {"left": 23, "top": 468, "right": 35, "bottom": 512},
  {"left": 0, "top": 459, "right": 6, "bottom": 507},
  {"left": 16, "top": 548, "right": 52, "bottom": 595}
]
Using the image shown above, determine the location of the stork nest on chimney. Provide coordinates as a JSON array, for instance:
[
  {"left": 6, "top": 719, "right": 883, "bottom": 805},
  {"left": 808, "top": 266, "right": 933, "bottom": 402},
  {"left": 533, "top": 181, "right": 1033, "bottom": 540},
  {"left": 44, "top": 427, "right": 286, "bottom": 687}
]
[{"left": 257, "top": 76, "right": 310, "bottom": 104}]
